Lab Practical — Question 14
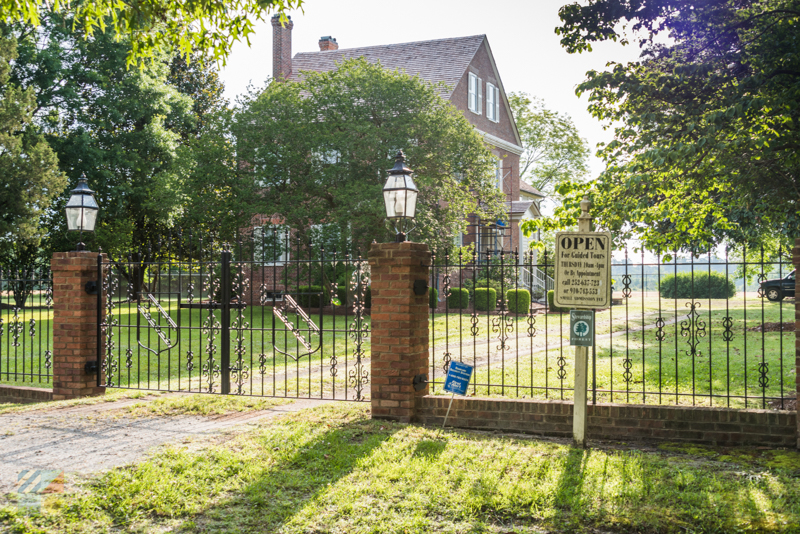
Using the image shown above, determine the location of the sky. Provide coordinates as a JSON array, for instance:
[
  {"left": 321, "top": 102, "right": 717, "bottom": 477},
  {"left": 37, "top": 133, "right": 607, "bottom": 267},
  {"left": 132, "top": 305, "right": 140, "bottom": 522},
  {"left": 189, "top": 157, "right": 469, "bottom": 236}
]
[{"left": 219, "top": 0, "right": 645, "bottom": 188}]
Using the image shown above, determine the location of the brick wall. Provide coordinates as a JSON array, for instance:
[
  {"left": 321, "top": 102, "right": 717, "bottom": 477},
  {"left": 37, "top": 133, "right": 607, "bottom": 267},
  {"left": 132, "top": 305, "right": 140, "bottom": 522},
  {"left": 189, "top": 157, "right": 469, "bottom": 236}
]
[
  {"left": 417, "top": 396, "right": 796, "bottom": 447},
  {"left": 794, "top": 237, "right": 800, "bottom": 448},
  {"left": 51, "top": 252, "right": 105, "bottom": 401},
  {"left": 368, "top": 242, "right": 431, "bottom": 422},
  {"left": 0, "top": 385, "right": 53, "bottom": 404}
]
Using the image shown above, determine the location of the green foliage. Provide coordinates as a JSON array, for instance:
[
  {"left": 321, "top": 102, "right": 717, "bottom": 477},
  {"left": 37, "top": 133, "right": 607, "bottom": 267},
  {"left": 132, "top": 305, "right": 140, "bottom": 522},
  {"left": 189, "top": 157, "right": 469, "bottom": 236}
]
[
  {"left": 235, "top": 58, "right": 506, "bottom": 252},
  {"left": 508, "top": 91, "right": 589, "bottom": 198},
  {"left": 446, "top": 287, "right": 470, "bottom": 309},
  {"left": 429, "top": 287, "right": 438, "bottom": 309},
  {"left": 659, "top": 272, "right": 736, "bottom": 299},
  {"left": 336, "top": 285, "right": 371, "bottom": 308},
  {"left": 474, "top": 288, "right": 497, "bottom": 312},
  {"left": 296, "top": 286, "right": 329, "bottom": 308},
  {"left": 463, "top": 278, "right": 502, "bottom": 300},
  {"left": 0, "top": 0, "right": 303, "bottom": 67},
  {"left": 506, "top": 289, "right": 531, "bottom": 314},
  {"left": 546, "top": 0, "right": 800, "bottom": 251},
  {"left": 0, "top": 34, "right": 66, "bottom": 253},
  {"left": 547, "top": 290, "right": 569, "bottom": 313}
]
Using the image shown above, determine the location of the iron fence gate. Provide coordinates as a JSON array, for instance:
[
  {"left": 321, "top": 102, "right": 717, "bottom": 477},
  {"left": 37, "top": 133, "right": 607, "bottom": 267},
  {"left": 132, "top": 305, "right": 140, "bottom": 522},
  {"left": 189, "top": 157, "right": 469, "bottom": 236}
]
[
  {"left": 0, "top": 268, "right": 53, "bottom": 386},
  {"left": 98, "top": 237, "right": 370, "bottom": 401},
  {"left": 429, "top": 245, "right": 794, "bottom": 410}
]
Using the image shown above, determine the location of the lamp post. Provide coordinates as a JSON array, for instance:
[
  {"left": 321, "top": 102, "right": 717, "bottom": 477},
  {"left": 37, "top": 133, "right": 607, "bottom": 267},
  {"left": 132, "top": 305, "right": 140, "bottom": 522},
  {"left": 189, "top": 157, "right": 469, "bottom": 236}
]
[
  {"left": 65, "top": 174, "right": 99, "bottom": 251},
  {"left": 383, "top": 150, "right": 418, "bottom": 243}
]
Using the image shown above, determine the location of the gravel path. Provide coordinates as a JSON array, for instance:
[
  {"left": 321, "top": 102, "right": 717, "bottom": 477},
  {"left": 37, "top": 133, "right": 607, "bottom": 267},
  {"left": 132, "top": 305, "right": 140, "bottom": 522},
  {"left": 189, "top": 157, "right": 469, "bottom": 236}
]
[{"left": 0, "top": 397, "right": 330, "bottom": 495}]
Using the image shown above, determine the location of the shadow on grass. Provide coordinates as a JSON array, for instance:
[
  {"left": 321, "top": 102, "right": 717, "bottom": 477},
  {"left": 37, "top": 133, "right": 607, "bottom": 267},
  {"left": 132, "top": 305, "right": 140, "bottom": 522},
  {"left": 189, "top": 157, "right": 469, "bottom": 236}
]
[{"left": 179, "top": 413, "right": 400, "bottom": 532}]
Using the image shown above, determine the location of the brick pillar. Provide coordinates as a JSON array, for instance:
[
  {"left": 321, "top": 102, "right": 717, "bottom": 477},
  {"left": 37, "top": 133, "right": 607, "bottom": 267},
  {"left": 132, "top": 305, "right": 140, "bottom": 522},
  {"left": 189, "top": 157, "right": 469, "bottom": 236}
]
[
  {"left": 794, "top": 238, "right": 800, "bottom": 449},
  {"left": 51, "top": 251, "right": 105, "bottom": 400},
  {"left": 368, "top": 242, "right": 431, "bottom": 422}
]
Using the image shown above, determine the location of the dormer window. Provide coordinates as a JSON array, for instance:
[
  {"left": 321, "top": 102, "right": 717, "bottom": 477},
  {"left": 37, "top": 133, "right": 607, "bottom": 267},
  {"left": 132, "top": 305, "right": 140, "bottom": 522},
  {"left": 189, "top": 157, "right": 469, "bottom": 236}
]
[
  {"left": 468, "top": 73, "right": 482, "bottom": 115},
  {"left": 486, "top": 83, "right": 500, "bottom": 122}
]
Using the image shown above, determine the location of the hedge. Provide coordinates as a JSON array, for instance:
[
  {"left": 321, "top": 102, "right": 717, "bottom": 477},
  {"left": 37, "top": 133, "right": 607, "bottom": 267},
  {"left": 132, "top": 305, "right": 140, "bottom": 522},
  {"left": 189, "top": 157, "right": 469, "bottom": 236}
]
[
  {"left": 506, "top": 289, "right": 531, "bottom": 314},
  {"left": 547, "top": 290, "right": 569, "bottom": 313},
  {"left": 429, "top": 287, "right": 439, "bottom": 309},
  {"left": 297, "top": 285, "right": 329, "bottom": 308},
  {"left": 474, "top": 288, "right": 497, "bottom": 312},
  {"left": 336, "top": 286, "right": 371, "bottom": 308},
  {"left": 446, "top": 288, "right": 470, "bottom": 309},
  {"left": 659, "top": 272, "right": 736, "bottom": 299}
]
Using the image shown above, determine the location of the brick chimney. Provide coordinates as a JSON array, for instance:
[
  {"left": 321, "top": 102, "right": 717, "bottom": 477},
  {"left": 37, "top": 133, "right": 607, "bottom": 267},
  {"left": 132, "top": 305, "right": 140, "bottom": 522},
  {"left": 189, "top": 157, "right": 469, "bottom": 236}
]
[
  {"left": 319, "top": 36, "right": 339, "bottom": 51},
  {"left": 271, "top": 14, "right": 293, "bottom": 81}
]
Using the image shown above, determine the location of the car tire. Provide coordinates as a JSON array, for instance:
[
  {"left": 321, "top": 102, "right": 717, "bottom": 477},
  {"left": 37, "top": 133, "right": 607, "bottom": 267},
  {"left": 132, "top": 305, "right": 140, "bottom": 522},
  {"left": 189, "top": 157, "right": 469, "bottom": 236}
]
[{"left": 766, "top": 287, "right": 784, "bottom": 302}]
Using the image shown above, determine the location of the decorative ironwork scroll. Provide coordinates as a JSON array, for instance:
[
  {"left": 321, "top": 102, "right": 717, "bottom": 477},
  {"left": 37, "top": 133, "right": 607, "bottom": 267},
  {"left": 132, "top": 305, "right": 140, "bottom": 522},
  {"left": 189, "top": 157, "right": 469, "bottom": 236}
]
[{"left": 348, "top": 258, "right": 370, "bottom": 401}]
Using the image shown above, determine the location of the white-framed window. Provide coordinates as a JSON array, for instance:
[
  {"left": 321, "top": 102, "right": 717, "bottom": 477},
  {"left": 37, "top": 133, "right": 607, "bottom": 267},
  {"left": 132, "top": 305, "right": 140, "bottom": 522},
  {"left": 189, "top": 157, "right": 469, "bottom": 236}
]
[
  {"left": 468, "top": 73, "right": 483, "bottom": 115},
  {"left": 453, "top": 232, "right": 463, "bottom": 247},
  {"left": 486, "top": 83, "right": 500, "bottom": 122},
  {"left": 496, "top": 158, "right": 504, "bottom": 192},
  {"left": 254, "top": 225, "right": 290, "bottom": 265}
]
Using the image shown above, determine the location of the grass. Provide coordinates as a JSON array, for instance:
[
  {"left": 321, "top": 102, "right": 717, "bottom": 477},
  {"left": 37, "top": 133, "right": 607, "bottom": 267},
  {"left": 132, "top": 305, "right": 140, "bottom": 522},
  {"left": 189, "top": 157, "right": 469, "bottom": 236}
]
[
  {"left": 120, "top": 394, "right": 291, "bottom": 417},
  {"left": 430, "top": 293, "right": 795, "bottom": 408},
  {"left": 2, "top": 291, "right": 796, "bottom": 408},
  {"left": 1, "top": 403, "right": 799, "bottom": 533}
]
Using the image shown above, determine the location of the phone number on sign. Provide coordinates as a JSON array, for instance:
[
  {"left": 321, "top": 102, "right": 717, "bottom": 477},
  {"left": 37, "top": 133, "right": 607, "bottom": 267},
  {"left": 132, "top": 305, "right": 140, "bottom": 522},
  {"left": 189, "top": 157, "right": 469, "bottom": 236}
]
[{"left": 566, "top": 287, "right": 599, "bottom": 295}]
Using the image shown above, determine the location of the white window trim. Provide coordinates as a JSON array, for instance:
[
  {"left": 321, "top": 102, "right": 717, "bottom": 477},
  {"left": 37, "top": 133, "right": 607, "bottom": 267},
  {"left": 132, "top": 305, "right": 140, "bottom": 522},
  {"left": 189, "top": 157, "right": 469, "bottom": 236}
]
[
  {"left": 468, "top": 73, "right": 478, "bottom": 113},
  {"left": 487, "top": 83, "right": 500, "bottom": 123},
  {"left": 254, "top": 225, "right": 290, "bottom": 266},
  {"left": 477, "top": 77, "right": 483, "bottom": 115}
]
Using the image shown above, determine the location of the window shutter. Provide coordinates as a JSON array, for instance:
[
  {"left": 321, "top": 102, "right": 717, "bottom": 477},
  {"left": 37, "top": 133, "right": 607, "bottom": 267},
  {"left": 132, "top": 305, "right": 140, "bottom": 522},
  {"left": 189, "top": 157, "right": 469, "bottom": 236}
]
[
  {"left": 468, "top": 73, "right": 476, "bottom": 112},
  {"left": 477, "top": 78, "right": 483, "bottom": 114},
  {"left": 487, "top": 84, "right": 495, "bottom": 121},
  {"left": 494, "top": 86, "right": 500, "bottom": 122}
]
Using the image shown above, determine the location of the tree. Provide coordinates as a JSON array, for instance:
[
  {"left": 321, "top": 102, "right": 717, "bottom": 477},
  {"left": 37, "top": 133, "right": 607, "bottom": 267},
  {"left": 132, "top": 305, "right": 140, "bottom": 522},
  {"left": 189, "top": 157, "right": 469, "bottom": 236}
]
[
  {"left": 234, "top": 58, "right": 506, "bottom": 253},
  {"left": 0, "top": 0, "right": 304, "bottom": 66},
  {"left": 508, "top": 92, "right": 589, "bottom": 197},
  {"left": 535, "top": 0, "right": 800, "bottom": 251},
  {"left": 0, "top": 34, "right": 66, "bottom": 306}
]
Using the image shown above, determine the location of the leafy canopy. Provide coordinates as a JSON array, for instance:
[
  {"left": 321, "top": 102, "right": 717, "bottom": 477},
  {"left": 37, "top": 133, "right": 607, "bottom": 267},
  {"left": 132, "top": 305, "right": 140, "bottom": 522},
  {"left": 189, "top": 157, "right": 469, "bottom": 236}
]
[
  {"left": 0, "top": 0, "right": 303, "bottom": 66},
  {"left": 536, "top": 0, "right": 800, "bottom": 251},
  {"left": 509, "top": 92, "right": 589, "bottom": 198},
  {"left": 235, "top": 58, "right": 506, "bottom": 253}
]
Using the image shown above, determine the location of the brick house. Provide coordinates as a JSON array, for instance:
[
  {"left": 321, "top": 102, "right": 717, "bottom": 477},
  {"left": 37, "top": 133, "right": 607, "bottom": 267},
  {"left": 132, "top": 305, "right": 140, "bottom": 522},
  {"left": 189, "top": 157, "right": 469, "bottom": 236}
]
[
  {"left": 249, "top": 16, "right": 549, "bottom": 305},
  {"left": 272, "top": 16, "right": 544, "bottom": 258}
]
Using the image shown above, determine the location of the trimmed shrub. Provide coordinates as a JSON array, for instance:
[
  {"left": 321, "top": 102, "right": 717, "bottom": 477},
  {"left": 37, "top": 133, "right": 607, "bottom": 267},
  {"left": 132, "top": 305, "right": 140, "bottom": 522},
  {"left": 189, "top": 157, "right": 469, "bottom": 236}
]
[
  {"left": 506, "top": 289, "right": 531, "bottom": 314},
  {"left": 659, "top": 272, "right": 736, "bottom": 299},
  {"left": 429, "top": 287, "right": 438, "bottom": 309},
  {"left": 446, "top": 288, "right": 470, "bottom": 309},
  {"left": 547, "top": 290, "right": 569, "bottom": 313},
  {"left": 336, "top": 285, "right": 371, "bottom": 308},
  {"left": 463, "top": 278, "right": 502, "bottom": 299},
  {"left": 297, "top": 285, "right": 329, "bottom": 308},
  {"left": 474, "top": 288, "right": 497, "bottom": 312}
]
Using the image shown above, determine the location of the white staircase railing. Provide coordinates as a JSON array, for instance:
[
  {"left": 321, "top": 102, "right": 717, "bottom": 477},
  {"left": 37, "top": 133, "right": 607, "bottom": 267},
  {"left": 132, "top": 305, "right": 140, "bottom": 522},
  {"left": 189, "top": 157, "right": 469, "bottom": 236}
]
[{"left": 519, "top": 266, "right": 554, "bottom": 298}]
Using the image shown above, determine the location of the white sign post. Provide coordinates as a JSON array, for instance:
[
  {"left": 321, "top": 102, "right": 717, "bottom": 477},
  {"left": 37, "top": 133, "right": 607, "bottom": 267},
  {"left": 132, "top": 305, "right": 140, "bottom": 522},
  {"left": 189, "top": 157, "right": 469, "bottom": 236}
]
[{"left": 554, "top": 196, "right": 611, "bottom": 448}]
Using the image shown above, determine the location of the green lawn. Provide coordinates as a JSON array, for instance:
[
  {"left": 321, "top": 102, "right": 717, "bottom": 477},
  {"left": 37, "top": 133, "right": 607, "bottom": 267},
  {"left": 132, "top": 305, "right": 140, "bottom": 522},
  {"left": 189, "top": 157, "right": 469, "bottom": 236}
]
[
  {"left": 429, "top": 293, "right": 795, "bottom": 409},
  {"left": 1, "top": 403, "right": 798, "bottom": 533},
  {"left": 3, "top": 292, "right": 796, "bottom": 409}
]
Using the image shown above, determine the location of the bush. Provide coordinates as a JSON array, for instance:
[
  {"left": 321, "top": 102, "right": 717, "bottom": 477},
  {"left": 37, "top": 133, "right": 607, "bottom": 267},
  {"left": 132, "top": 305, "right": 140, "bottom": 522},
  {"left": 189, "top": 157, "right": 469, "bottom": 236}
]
[
  {"left": 429, "top": 287, "right": 438, "bottom": 309},
  {"left": 463, "top": 278, "right": 502, "bottom": 300},
  {"left": 297, "top": 285, "right": 329, "bottom": 308},
  {"left": 335, "top": 285, "right": 371, "bottom": 308},
  {"left": 446, "top": 287, "right": 470, "bottom": 309},
  {"left": 474, "top": 288, "right": 497, "bottom": 311},
  {"left": 506, "top": 289, "right": 531, "bottom": 314},
  {"left": 547, "top": 290, "right": 569, "bottom": 313},
  {"left": 659, "top": 272, "right": 736, "bottom": 299}
]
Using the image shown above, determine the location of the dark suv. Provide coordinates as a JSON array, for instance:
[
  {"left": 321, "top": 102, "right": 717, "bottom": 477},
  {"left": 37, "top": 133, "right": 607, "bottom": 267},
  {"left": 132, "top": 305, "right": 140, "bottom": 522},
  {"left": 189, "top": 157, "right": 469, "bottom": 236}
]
[{"left": 760, "top": 270, "right": 795, "bottom": 301}]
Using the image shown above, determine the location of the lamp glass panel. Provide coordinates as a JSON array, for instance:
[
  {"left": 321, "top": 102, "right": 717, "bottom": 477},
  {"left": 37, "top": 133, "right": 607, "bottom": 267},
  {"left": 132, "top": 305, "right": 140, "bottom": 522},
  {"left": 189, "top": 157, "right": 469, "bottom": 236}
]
[
  {"left": 404, "top": 189, "right": 418, "bottom": 218},
  {"left": 83, "top": 207, "right": 98, "bottom": 231},
  {"left": 65, "top": 207, "right": 82, "bottom": 230}
]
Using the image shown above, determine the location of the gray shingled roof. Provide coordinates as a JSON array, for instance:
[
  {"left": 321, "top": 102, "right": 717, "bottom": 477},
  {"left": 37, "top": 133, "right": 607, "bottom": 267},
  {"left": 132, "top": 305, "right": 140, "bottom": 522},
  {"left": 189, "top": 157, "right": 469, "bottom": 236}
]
[
  {"left": 520, "top": 181, "right": 545, "bottom": 198},
  {"left": 290, "top": 35, "right": 486, "bottom": 100}
]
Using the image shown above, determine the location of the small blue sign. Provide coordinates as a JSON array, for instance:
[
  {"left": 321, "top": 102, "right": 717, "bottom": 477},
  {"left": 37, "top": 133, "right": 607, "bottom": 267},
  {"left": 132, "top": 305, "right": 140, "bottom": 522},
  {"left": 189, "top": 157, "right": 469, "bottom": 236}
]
[{"left": 443, "top": 361, "right": 474, "bottom": 396}]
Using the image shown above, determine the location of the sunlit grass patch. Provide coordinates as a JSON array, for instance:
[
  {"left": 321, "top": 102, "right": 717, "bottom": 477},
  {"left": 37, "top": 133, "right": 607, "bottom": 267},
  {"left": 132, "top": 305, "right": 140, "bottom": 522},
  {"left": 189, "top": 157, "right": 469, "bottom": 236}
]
[
  {"left": 2, "top": 403, "right": 798, "bottom": 533},
  {"left": 121, "top": 393, "right": 291, "bottom": 417}
]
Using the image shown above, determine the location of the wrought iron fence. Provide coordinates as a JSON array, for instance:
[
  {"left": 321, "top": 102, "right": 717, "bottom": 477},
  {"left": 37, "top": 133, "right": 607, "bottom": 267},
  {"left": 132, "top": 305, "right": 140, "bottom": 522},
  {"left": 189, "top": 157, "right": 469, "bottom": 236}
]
[
  {"left": 0, "top": 268, "right": 53, "bottom": 384},
  {"left": 99, "top": 232, "right": 371, "bottom": 400},
  {"left": 429, "top": 246, "right": 795, "bottom": 410}
]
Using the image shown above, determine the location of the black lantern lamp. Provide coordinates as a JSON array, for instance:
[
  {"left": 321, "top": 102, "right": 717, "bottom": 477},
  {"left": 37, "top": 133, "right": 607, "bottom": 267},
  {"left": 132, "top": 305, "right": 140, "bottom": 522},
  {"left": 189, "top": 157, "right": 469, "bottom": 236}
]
[
  {"left": 383, "top": 151, "right": 418, "bottom": 242},
  {"left": 65, "top": 174, "right": 99, "bottom": 251}
]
